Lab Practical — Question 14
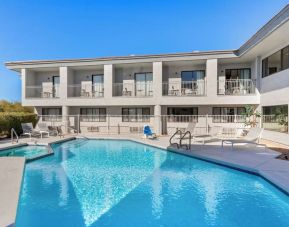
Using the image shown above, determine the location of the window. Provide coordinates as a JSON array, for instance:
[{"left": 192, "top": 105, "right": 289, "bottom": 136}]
[
  {"left": 212, "top": 107, "right": 245, "bottom": 123},
  {"left": 262, "top": 105, "right": 288, "bottom": 115},
  {"left": 167, "top": 107, "right": 198, "bottom": 122},
  {"left": 262, "top": 45, "right": 289, "bottom": 77},
  {"left": 122, "top": 108, "right": 150, "bottom": 122},
  {"left": 135, "top": 72, "right": 153, "bottom": 96},
  {"left": 225, "top": 68, "right": 251, "bottom": 80},
  {"left": 92, "top": 75, "right": 104, "bottom": 96},
  {"left": 181, "top": 71, "right": 205, "bottom": 89},
  {"left": 80, "top": 108, "right": 106, "bottom": 122},
  {"left": 42, "top": 108, "right": 62, "bottom": 121},
  {"left": 262, "top": 105, "right": 288, "bottom": 132}
]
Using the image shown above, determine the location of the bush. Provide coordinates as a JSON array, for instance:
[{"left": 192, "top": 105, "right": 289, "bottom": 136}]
[{"left": 0, "top": 112, "right": 38, "bottom": 137}]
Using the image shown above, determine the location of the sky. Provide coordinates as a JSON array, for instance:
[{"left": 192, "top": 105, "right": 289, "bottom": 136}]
[{"left": 0, "top": 0, "right": 288, "bottom": 101}]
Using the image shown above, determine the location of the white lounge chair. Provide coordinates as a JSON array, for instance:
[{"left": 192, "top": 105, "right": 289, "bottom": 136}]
[
  {"left": 193, "top": 126, "right": 223, "bottom": 144},
  {"left": 176, "top": 122, "right": 196, "bottom": 139},
  {"left": 21, "top": 123, "right": 49, "bottom": 139},
  {"left": 221, "top": 127, "right": 264, "bottom": 150}
]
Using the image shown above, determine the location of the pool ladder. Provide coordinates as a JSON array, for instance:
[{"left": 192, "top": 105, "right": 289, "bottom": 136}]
[
  {"left": 11, "top": 128, "right": 19, "bottom": 143},
  {"left": 169, "top": 130, "right": 192, "bottom": 150}
]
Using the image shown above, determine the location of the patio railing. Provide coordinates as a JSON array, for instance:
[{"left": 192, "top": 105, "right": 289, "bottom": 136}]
[
  {"left": 262, "top": 115, "right": 288, "bottom": 133},
  {"left": 36, "top": 114, "right": 255, "bottom": 137},
  {"left": 68, "top": 84, "right": 104, "bottom": 98},
  {"left": 113, "top": 82, "right": 153, "bottom": 97},
  {"left": 162, "top": 81, "right": 205, "bottom": 96},
  {"left": 26, "top": 85, "right": 60, "bottom": 98},
  {"left": 217, "top": 79, "right": 255, "bottom": 95}
]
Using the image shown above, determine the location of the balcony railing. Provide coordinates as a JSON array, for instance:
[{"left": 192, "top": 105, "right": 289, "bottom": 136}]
[
  {"left": 68, "top": 84, "right": 104, "bottom": 98},
  {"left": 162, "top": 80, "right": 205, "bottom": 96},
  {"left": 26, "top": 85, "right": 60, "bottom": 98},
  {"left": 113, "top": 82, "right": 153, "bottom": 97},
  {"left": 217, "top": 79, "right": 255, "bottom": 95}
]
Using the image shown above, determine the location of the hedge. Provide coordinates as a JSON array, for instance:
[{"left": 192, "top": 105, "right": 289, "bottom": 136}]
[{"left": 0, "top": 112, "right": 38, "bottom": 137}]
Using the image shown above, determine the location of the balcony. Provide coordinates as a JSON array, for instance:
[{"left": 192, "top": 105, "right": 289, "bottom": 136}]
[
  {"left": 26, "top": 85, "right": 60, "bottom": 98},
  {"left": 217, "top": 79, "right": 255, "bottom": 95},
  {"left": 113, "top": 82, "right": 153, "bottom": 97},
  {"left": 162, "top": 81, "right": 205, "bottom": 96},
  {"left": 68, "top": 83, "right": 104, "bottom": 98}
]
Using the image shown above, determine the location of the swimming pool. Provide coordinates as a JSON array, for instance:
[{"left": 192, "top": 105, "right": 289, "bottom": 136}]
[
  {"left": 17, "top": 139, "right": 289, "bottom": 226},
  {"left": 0, "top": 145, "right": 51, "bottom": 161}
]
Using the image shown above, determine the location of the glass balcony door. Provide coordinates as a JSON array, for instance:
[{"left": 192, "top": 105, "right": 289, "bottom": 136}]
[
  {"left": 52, "top": 76, "right": 60, "bottom": 98},
  {"left": 135, "top": 73, "right": 152, "bottom": 97},
  {"left": 92, "top": 74, "right": 104, "bottom": 97}
]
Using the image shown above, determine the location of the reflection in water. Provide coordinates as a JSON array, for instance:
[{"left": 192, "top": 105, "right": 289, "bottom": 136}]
[{"left": 18, "top": 139, "right": 289, "bottom": 227}]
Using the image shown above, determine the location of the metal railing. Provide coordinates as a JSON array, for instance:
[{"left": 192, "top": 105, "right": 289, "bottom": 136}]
[
  {"left": 113, "top": 82, "right": 153, "bottom": 97},
  {"left": 11, "top": 128, "right": 19, "bottom": 143},
  {"left": 162, "top": 80, "right": 205, "bottom": 96},
  {"left": 217, "top": 79, "right": 255, "bottom": 95},
  {"left": 68, "top": 84, "right": 104, "bottom": 98},
  {"left": 262, "top": 115, "right": 288, "bottom": 133},
  {"left": 26, "top": 85, "right": 60, "bottom": 98},
  {"left": 35, "top": 114, "right": 261, "bottom": 136}
]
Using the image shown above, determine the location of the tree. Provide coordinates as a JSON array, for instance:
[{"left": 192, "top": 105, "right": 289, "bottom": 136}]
[
  {"left": 0, "top": 100, "right": 33, "bottom": 113},
  {"left": 241, "top": 105, "right": 261, "bottom": 127}
]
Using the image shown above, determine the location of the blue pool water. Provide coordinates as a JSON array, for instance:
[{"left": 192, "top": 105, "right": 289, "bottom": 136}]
[
  {"left": 17, "top": 139, "right": 289, "bottom": 227},
  {"left": 0, "top": 145, "right": 49, "bottom": 160}
]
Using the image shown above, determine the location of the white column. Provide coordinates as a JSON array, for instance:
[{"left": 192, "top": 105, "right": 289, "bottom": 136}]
[
  {"left": 62, "top": 106, "right": 69, "bottom": 133},
  {"left": 21, "top": 68, "right": 27, "bottom": 102},
  {"left": 206, "top": 59, "right": 218, "bottom": 98},
  {"left": 153, "top": 62, "right": 163, "bottom": 100},
  {"left": 254, "top": 56, "right": 261, "bottom": 96},
  {"left": 154, "top": 105, "right": 162, "bottom": 135},
  {"left": 104, "top": 64, "right": 113, "bottom": 99},
  {"left": 59, "top": 66, "right": 68, "bottom": 100}
]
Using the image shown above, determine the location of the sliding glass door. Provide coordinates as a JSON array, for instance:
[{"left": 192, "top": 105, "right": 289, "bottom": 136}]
[
  {"left": 135, "top": 73, "right": 152, "bottom": 96},
  {"left": 92, "top": 74, "right": 104, "bottom": 97}
]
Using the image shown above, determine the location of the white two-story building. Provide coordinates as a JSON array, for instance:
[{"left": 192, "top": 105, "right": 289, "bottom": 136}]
[{"left": 5, "top": 4, "right": 289, "bottom": 141}]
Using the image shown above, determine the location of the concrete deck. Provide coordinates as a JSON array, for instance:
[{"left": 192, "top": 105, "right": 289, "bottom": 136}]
[
  {"left": 0, "top": 157, "right": 25, "bottom": 227},
  {"left": 0, "top": 134, "right": 289, "bottom": 226}
]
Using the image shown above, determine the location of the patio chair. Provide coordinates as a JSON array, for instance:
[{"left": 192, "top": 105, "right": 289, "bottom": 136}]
[
  {"left": 56, "top": 126, "right": 65, "bottom": 138},
  {"left": 143, "top": 125, "right": 157, "bottom": 139},
  {"left": 193, "top": 126, "right": 223, "bottom": 144},
  {"left": 21, "top": 123, "right": 49, "bottom": 139},
  {"left": 221, "top": 127, "right": 264, "bottom": 150}
]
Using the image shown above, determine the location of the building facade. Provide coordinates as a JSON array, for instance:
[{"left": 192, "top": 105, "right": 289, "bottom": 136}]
[{"left": 5, "top": 5, "right": 289, "bottom": 140}]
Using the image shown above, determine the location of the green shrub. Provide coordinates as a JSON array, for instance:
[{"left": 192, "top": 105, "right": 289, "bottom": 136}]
[{"left": 0, "top": 112, "right": 38, "bottom": 137}]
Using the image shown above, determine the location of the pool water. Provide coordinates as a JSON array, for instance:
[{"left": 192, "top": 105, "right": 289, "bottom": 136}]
[
  {"left": 17, "top": 139, "right": 289, "bottom": 227},
  {"left": 0, "top": 145, "right": 49, "bottom": 160}
]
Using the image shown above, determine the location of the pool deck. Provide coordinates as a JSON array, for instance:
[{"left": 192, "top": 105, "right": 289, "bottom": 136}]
[
  {"left": 0, "top": 157, "right": 25, "bottom": 227},
  {"left": 0, "top": 134, "right": 289, "bottom": 225}
]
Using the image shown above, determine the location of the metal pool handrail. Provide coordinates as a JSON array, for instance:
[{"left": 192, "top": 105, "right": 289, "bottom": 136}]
[
  {"left": 11, "top": 128, "right": 19, "bottom": 143},
  {"left": 169, "top": 129, "right": 182, "bottom": 148},
  {"left": 180, "top": 131, "right": 192, "bottom": 150}
]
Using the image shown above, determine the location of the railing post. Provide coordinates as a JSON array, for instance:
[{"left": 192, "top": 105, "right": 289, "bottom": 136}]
[
  {"left": 234, "top": 114, "right": 237, "bottom": 123},
  {"left": 206, "top": 114, "right": 208, "bottom": 134},
  {"left": 77, "top": 114, "right": 80, "bottom": 135}
]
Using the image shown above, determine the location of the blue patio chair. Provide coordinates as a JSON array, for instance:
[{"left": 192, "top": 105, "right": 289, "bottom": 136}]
[{"left": 143, "top": 125, "right": 157, "bottom": 139}]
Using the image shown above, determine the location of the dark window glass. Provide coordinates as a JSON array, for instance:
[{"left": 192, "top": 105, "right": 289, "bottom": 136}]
[
  {"left": 212, "top": 107, "right": 245, "bottom": 123},
  {"left": 80, "top": 108, "right": 106, "bottom": 122},
  {"left": 263, "top": 105, "right": 288, "bottom": 115},
  {"left": 225, "top": 69, "right": 251, "bottom": 80},
  {"left": 282, "top": 46, "right": 289, "bottom": 70},
  {"left": 42, "top": 108, "right": 62, "bottom": 121},
  {"left": 122, "top": 108, "right": 150, "bottom": 122},
  {"left": 167, "top": 107, "right": 198, "bottom": 122},
  {"left": 262, "top": 45, "right": 289, "bottom": 77}
]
